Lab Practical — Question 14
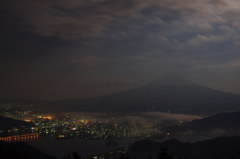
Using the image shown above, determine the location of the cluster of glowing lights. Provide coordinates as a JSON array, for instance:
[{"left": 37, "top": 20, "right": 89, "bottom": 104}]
[
  {"left": 24, "top": 119, "right": 32, "bottom": 122},
  {"left": 79, "top": 119, "right": 89, "bottom": 124},
  {"left": 0, "top": 133, "right": 39, "bottom": 142},
  {"left": 38, "top": 115, "right": 54, "bottom": 120}
]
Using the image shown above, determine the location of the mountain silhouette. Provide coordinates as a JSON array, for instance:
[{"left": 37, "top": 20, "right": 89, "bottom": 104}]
[
  {"left": 0, "top": 116, "right": 34, "bottom": 130},
  {"left": 0, "top": 141, "right": 56, "bottom": 159},
  {"left": 171, "top": 111, "right": 240, "bottom": 132},
  {"left": 51, "top": 77, "right": 240, "bottom": 114},
  {"left": 128, "top": 136, "right": 240, "bottom": 159}
]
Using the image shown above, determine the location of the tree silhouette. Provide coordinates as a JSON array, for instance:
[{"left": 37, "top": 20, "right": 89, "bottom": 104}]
[
  {"left": 120, "top": 152, "right": 129, "bottom": 159},
  {"left": 158, "top": 147, "right": 174, "bottom": 159},
  {"left": 63, "top": 152, "right": 81, "bottom": 159}
]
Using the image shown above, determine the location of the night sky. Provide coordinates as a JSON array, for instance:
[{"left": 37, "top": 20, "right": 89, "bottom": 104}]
[{"left": 1, "top": 0, "right": 240, "bottom": 100}]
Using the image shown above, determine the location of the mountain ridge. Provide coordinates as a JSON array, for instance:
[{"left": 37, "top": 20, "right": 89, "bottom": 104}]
[
  {"left": 128, "top": 136, "right": 240, "bottom": 159},
  {"left": 1, "top": 78, "right": 240, "bottom": 114},
  {"left": 51, "top": 78, "right": 240, "bottom": 114}
]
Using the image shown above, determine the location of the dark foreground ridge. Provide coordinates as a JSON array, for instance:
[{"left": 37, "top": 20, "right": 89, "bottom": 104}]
[
  {"left": 0, "top": 141, "right": 56, "bottom": 159},
  {"left": 128, "top": 136, "right": 240, "bottom": 159},
  {"left": 1, "top": 136, "right": 240, "bottom": 159}
]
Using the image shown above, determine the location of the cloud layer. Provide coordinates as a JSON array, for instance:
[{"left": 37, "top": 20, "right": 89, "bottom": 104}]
[
  {"left": 1, "top": 0, "right": 240, "bottom": 41},
  {"left": 1, "top": 0, "right": 240, "bottom": 99}
]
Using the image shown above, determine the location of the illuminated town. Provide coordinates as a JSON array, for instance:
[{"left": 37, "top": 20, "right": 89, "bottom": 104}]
[{"left": 0, "top": 104, "right": 170, "bottom": 142}]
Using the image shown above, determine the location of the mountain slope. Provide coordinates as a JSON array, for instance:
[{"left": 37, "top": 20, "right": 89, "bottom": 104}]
[
  {"left": 51, "top": 78, "right": 240, "bottom": 114},
  {"left": 172, "top": 111, "right": 240, "bottom": 132},
  {"left": 128, "top": 137, "right": 240, "bottom": 159},
  {"left": 0, "top": 142, "right": 56, "bottom": 159},
  {"left": 0, "top": 116, "right": 34, "bottom": 130}
]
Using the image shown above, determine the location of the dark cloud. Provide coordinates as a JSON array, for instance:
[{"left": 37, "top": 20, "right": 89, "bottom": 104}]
[
  {"left": 2, "top": 0, "right": 239, "bottom": 40},
  {"left": 208, "top": 0, "right": 228, "bottom": 6},
  {"left": 1, "top": 0, "right": 240, "bottom": 100},
  {"left": 1, "top": 0, "right": 156, "bottom": 40}
]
